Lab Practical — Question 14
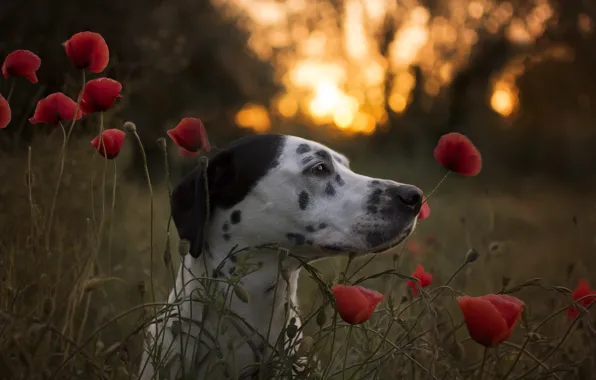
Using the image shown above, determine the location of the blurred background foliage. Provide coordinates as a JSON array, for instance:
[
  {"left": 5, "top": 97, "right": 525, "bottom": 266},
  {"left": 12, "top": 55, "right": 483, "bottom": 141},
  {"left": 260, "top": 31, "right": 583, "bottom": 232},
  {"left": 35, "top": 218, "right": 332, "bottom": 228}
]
[
  {"left": 2, "top": 1, "right": 596, "bottom": 377},
  {"left": 1, "top": 0, "right": 596, "bottom": 186}
]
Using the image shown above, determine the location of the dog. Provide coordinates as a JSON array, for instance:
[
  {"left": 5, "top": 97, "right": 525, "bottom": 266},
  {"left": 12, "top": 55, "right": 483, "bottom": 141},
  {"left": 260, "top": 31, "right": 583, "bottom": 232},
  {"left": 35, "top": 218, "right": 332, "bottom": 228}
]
[{"left": 138, "top": 134, "right": 423, "bottom": 379}]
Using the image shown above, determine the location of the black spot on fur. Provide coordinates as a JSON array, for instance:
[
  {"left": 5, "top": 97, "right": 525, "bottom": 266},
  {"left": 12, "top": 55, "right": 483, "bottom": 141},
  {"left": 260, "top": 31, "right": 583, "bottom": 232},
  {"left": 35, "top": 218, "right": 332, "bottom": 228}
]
[
  {"left": 230, "top": 254, "right": 238, "bottom": 263},
  {"left": 325, "top": 182, "right": 336, "bottom": 196},
  {"left": 366, "top": 231, "right": 385, "bottom": 247},
  {"left": 370, "top": 180, "right": 380, "bottom": 186},
  {"left": 318, "top": 223, "right": 327, "bottom": 229},
  {"left": 305, "top": 225, "right": 315, "bottom": 233},
  {"left": 230, "top": 210, "right": 242, "bottom": 224},
  {"left": 296, "top": 144, "right": 311, "bottom": 154},
  {"left": 228, "top": 266, "right": 236, "bottom": 275},
  {"left": 301, "top": 156, "right": 314, "bottom": 165},
  {"left": 286, "top": 233, "right": 306, "bottom": 245},
  {"left": 211, "top": 269, "right": 222, "bottom": 278},
  {"left": 367, "top": 205, "right": 378, "bottom": 214},
  {"left": 315, "top": 150, "right": 331, "bottom": 161},
  {"left": 333, "top": 155, "right": 343, "bottom": 163},
  {"left": 223, "top": 233, "right": 231, "bottom": 241},
  {"left": 222, "top": 222, "right": 229, "bottom": 232},
  {"left": 306, "top": 240, "right": 313, "bottom": 246},
  {"left": 335, "top": 174, "right": 345, "bottom": 186},
  {"left": 380, "top": 207, "right": 394, "bottom": 218},
  {"left": 298, "top": 191, "right": 309, "bottom": 210}
]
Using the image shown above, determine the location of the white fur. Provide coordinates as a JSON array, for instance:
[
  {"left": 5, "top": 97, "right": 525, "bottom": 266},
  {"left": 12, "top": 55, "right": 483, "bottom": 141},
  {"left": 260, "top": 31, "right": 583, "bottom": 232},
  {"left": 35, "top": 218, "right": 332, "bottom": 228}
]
[{"left": 138, "top": 136, "right": 420, "bottom": 379}]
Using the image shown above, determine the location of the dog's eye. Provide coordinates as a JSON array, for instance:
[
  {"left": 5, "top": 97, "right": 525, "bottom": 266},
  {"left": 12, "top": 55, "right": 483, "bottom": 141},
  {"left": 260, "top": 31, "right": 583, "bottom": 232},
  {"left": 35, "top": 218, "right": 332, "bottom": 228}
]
[{"left": 310, "top": 163, "right": 331, "bottom": 176}]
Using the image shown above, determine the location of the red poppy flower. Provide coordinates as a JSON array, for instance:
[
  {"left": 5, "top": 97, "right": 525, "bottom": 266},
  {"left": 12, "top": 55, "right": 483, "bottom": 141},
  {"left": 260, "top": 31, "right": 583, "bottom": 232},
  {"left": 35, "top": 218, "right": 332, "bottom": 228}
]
[
  {"left": 29, "top": 93, "right": 82, "bottom": 125},
  {"left": 568, "top": 279, "right": 596, "bottom": 319},
  {"left": 167, "top": 117, "right": 211, "bottom": 153},
  {"left": 331, "top": 285, "right": 385, "bottom": 325},
  {"left": 63, "top": 31, "right": 109, "bottom": 73},
  {"left": 433, "top": 132, "right": 482, "bottom": 176},
  {"left": 80, "top": 78, "right": 122, "bottom": 114},
  {"left": 2, "top": 50, "right": 41, "bottom": 84},
  {"left": 457, "top": 294, "right": 525, "bottom": 347},
  {"left": 91, "top": 129, "right": 126, "bottom": 159},
  {"left": 179, "top": 147, "right": 198, "bottom": 157},
  {"left": 418, "top": 196, "right": 430, "bottom": 220},
  {"left": 0, "top": 94, "right": 11, "bottom": 129},
  {"left": 406, "top": 265, "right": 433, "bottom": 296}
]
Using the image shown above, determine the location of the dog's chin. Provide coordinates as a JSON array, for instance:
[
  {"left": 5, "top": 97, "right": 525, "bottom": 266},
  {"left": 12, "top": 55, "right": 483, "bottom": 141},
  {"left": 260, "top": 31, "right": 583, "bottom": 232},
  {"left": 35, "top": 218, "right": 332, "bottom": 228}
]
[{"left": 319, "top": 223, "right": 415, "bottom": 255}]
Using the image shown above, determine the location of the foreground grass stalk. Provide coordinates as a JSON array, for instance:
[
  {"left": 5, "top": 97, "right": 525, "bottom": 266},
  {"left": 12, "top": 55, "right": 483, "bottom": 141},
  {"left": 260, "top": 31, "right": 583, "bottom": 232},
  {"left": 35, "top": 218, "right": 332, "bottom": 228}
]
[
  {"left": 46, "top": 70, "right": 85, "bottom": 252},
  {"left": 423, "top": 171, "right": 450, "bottom": 203},
  {"left": 127, "top": 123, "right": 156, "bottom": 307},
  {"left": 107, "top": 160, "right": 117, "bottom": 273},
  {"left": 479, "top": 347, "right": 489, "bottom": 379}
]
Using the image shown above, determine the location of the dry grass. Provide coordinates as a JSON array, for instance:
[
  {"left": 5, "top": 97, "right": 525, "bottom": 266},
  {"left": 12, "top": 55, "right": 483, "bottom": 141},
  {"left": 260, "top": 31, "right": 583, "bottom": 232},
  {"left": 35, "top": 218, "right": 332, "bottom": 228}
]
[{"left": 0, "top": 125, "right": 595, "bottom": 380}]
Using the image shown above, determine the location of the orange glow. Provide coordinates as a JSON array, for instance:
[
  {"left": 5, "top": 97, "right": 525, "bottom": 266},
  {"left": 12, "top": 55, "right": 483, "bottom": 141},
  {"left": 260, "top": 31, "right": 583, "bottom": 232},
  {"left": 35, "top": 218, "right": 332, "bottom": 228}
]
[
  {"left": 235, "top": 104, "right": 271, "bottom": 132},
  {"left": 490, "top": 82, "right": 517, "bottom": 117},
  {"left": 214, "top": 0, "right": 556, "bottom": 134}
]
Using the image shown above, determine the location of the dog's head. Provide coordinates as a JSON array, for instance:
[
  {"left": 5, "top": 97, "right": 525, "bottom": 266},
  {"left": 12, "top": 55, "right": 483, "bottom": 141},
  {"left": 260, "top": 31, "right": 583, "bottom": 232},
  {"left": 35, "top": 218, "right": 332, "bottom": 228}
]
[{"left": 171, "top": 134, "right": 422, "bottom": 258}]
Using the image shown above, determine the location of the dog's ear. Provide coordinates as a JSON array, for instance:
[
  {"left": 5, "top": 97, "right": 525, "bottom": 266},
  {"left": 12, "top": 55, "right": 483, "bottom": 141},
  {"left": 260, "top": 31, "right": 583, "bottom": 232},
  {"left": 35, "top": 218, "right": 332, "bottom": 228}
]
[{"left": 171, "top": 152, "right": 235, "bottom": 258}]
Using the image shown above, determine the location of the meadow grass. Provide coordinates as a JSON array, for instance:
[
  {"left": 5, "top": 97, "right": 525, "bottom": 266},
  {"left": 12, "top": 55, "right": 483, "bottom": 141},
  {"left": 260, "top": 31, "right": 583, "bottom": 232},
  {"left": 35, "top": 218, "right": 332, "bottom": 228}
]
[{"left": 0, "top": 124, "right": 595, "bottom": 380}]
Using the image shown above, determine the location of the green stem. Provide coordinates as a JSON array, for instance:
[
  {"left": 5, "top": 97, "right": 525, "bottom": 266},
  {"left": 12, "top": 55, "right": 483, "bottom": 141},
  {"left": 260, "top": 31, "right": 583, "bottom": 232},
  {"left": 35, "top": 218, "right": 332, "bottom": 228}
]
[
  {"left": 45, "top": 70, "right": 85, "bottom": 252},
  {"left": 6, "top": 79, "right": 15, "bottom": 102},
  {"left": 97, "top": 112, "right": 107, "bottom": 240},
  {"left": 423, "top": 171, "right": 450, "bottom": 203},
  {"left": 342, "top": 326, "right": 353, "bottom": 380},
  {"left": 131, "top": 130, "right": 156, "bottom": 306},
  {"left": 479, "top": 347, "right": 488, "bottom": 379},
  {"left": 107, "top": 160, "right": 117, "bottom": 275}
]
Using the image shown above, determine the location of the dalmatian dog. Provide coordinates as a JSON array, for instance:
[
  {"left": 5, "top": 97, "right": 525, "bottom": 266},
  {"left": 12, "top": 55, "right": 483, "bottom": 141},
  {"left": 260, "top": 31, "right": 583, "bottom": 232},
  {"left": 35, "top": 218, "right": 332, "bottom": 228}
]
[{"left": 138, "top": 134, "right": 423, "bottom": 380}]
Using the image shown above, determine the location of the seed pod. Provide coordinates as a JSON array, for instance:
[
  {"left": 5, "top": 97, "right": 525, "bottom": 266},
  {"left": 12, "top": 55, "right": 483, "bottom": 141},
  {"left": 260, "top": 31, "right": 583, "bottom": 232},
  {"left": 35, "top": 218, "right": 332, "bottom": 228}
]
[
  {"left": 234, "top": 285, "right": 250, "bottom": 303},
  {"left": 123, "top": 121, "right": 137, "bottom": 133},
  {"left": 179, "top": 239, "right": 190, "bottom": 257},
  {"left": 464, "top": 248, "right": 479, "bottom": 263},
  {"left": 296, "top": 336, "right": 314, "bottom": 357}
]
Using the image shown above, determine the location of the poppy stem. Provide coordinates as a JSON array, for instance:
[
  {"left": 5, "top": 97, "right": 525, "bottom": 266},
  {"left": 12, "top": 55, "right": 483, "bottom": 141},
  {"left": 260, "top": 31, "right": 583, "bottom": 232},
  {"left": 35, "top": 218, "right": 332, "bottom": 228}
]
[
  {"left": 423, "top": 171, "right": 451, "bottom": 204},
  {"left": 97, "top": 112, "right": 108, "bottom": 241},
  {"left": 131, "top": 129, "right": 157, "bottom": 307},
  {"left": 45, "top": 70, "right": 85, "bottom": 252},
  {"left": 479, "top": 347, "right": 489, "bottom": 379},
  {"left": 6, "top": 79, "right": 15, "bottom": 103},
  {"left": 107, "top": 160, "right": 117, "bottom": 275},
  {"left": 341, "top": 326, "right": 353, "bottom": 380}
]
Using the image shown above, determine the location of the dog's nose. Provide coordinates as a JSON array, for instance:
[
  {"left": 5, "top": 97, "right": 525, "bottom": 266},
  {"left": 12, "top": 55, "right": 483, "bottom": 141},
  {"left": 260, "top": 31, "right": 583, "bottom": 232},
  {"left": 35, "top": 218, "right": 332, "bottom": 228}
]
[{"left": 388, "top": 185, "right": 423, "bottom": 210}]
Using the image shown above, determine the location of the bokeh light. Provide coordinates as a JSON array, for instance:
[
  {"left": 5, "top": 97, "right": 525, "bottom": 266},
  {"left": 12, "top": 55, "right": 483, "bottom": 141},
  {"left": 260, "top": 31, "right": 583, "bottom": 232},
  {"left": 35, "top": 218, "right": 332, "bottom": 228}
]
[{"left": 212, "top": 0, "right": 557, "bottom": 134}]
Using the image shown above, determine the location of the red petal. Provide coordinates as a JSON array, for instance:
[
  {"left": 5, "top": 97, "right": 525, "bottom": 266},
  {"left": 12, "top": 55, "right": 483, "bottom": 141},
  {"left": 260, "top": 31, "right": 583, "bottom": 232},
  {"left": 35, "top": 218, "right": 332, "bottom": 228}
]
[
  {"left": 167, "top": 117, "right": 211, "bottom": 153},
  {"left": 568, "top": 279, "right": 596, "bottom": 318},
  {"left": 457, "top": 296, "right": 509, "bottom": 347},
  {"left": 80, "top": 78, "right": 122, "bottom": 114},
  {"left": 179, "top": 147, "right": 199, "bottom": 157},
  {"left": 332, "top": 285, "right": 383, "bottom": 325},
  {"left": 28, "top": 93, "right": 82, "bottom": 125},
  {"left": 0, "top": 94, "right": 11, "bottom": 129},
  {"left": 64, "top": 31, "right": 109, "bottom": 73},
  {"left": 2, "top": 50, "right": 41, "bottom": 84},
  {"left": 418, "top": 196, "right": 431, "bottom": 220},
  {"left": 91, "top": 129, "right": 126, "bottom": 159},
  {"left": 433, "top": 133, "right": 482, "bottom": 176}
]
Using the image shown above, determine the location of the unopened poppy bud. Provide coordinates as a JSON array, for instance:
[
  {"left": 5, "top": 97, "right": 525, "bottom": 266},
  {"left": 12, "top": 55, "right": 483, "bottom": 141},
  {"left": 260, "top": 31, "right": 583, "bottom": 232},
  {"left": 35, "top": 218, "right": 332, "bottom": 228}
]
[
  {"left": 123, "top": 121, "right": 137, "bottom": 133},
  {"left": 178, "top": 239, "right": 190, "bottom": 256},
  {"left": 465, "top": 248, "right": 479, "bottom": 263},
  {"left": 156, "top": 137, "right": 167, "bottom": 151},
  {"left": 234, "top": 285, "right": 250, "bottom": 303},
  {"left": 316, "top": 309, "right": 327, "bottom": 328},
  {"left": 286, "top": 324, "right": 298, "bottom": 339}
]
